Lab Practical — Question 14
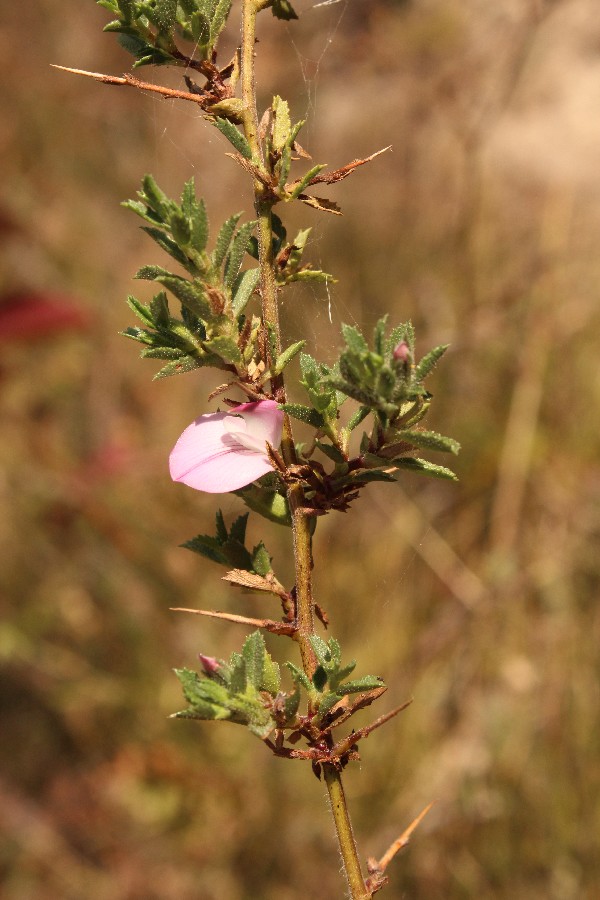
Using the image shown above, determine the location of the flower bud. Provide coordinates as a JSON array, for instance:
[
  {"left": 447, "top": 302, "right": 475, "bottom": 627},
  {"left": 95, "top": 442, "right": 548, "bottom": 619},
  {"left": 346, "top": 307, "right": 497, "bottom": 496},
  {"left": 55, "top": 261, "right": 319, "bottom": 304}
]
[
  {"left": 392, "top": 340, "right": 410, "bottom": 363},
  {"left": 199, "top": 654, "right": 220, "bottom": 675}
]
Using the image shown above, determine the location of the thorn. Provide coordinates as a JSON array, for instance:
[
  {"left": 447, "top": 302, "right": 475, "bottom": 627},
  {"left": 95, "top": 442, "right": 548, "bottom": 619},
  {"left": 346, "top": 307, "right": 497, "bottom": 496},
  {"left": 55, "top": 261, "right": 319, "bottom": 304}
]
[{"left": 369, "top": 802, "right": 435, "bottom": 876}]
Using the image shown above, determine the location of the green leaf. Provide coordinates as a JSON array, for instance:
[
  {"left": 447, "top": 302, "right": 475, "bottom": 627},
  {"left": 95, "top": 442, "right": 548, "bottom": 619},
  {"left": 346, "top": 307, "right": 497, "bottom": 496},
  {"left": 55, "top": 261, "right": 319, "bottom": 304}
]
[
  {"left": 126, "top": 295, "right": 153, "bottom": 326},
  {"left": 242, "top": 631, "right": 266, "bottom": 691},
  {"left": 191, "top": 11, "right": 211, "bottom": 47},
  {"left": 413, "top": 344, "right": 449, "bottom": 382},
  {"left": 235, "top": 483, "right": 291, "bottom": 526},
  {"left": 286, "top": 662, "right": 312, "bottom": 693},
  {"left": 213, "top": 213, "right": 242, "bottom": 269},
  {"left": 334, "top": 675, "right": 383, "bottom": 695},
  {"left": 154, "top": 0, "right": 178, "bottom": 34},
  {"left": 232, "top": 268, "right": 260, "bottom": 316},
  {"left": 347, "top": 405, "right": 370, "bottom": 432},
  {"left": 121, "top": 326, "right": 154, "bottom": 345},
  {"left": 209, "top": 0, "right": 232, "bottom": 44},
  {"left": 251, "top": 542, "right": 272, "bottom": 576},
  {"left": 150, "top": 291, "right": 170, "bottom": 328},
  {"left": 387, "top": 321, "right": 415, "bottom": 356},
  {"left": 214, "top": 118, "right": 252, "bottom": 159},
  {"left": 290, "top": 164, "right": 327, "bottom": 199},
  {"left": 141, "top": 174, "right": 171, "bottom": 219},
  {"left": 153, "top": 355, "right": 201, "bottom": 379},
  {"left": 150, "top": 273, "right": 211, "bottom": 320},
  {"left": 278, "top": 403, "right": 325, "bottom": 428},
  {"left": 395, "top": 429, "right": 460, "bottom": 455},
  {"left": 225, "top": 221, "right": 257, "bottom": 289},
  {"left": 314, "top": 441, "right": 346, "bottom": 464},
  {"left": 271, "top": 0, "right": 298, "bottom": 20},
  {"left": 272, "top": 95, "right": 291, "bottom": 153},
  {"left": 392, "top": 457, "right": 458, "bottom": 481},
  {"left": 141, "top": 227, "right": 190, "bottom": 269},
  {"left": 341, "top": 323, "right": 369, "bottom": 354},
  {"left": 273, "top": 340, "right": 305, "bottom": 376},
  {"left": 205, "top": 335, "right": 242, "bottom": 365},
  {"left": 141, "top": 346, "right": 185, "bottom": 360},
  {"left": 228, "top": 512, "right": 248, "bottom": 544},
  {"left": 262, "top": 653, "right": 281, "bottom": 696}
]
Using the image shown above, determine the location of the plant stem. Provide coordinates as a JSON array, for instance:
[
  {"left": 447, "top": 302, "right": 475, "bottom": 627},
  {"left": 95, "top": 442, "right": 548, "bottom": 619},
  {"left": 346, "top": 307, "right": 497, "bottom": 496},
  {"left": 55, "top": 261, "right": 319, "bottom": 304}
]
[
  {"left": 324, "top": 765, "right": 372, "bottom": 900},
  {"left": 240, "top": 4, "right": 368, "bottom": 896}
]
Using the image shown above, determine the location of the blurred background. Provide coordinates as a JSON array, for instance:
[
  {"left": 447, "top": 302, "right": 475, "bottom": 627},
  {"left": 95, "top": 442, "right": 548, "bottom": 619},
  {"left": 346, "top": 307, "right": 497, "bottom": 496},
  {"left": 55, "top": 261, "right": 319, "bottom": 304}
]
[{"left": 1, "top": 0, "right": 600, "bottom": 897}]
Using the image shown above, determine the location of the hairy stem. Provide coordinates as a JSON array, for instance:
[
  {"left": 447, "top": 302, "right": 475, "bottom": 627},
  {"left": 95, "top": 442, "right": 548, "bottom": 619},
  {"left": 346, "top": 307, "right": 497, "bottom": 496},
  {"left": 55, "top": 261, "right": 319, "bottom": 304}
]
[
  {"left": 239, "top": 3, "right": 367, "bottom": 896},
  {"left": 324, "top": 765, "right": 372, "bottom": 900}
]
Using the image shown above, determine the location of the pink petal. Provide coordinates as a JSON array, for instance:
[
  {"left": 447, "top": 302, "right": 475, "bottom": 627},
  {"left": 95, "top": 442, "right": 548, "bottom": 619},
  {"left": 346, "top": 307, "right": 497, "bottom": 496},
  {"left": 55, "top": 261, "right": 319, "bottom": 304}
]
[{"left": 169, "top": 400, "right": 283, "bottom": 494}]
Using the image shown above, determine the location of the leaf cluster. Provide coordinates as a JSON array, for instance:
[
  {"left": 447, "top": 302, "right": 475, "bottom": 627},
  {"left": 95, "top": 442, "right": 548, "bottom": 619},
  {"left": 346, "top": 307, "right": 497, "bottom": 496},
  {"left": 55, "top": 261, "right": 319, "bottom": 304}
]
[
  {"left": 173, "top": 630, "right": 386, "bottom": 758},
  {"left": 182, "top": 511, "right": 272, "bottom": 574},
  {"left": 288, "top": 636, "right": 383, "bottom": 728},
  {"left": 122, "top": 175, "right": 263, "bottom": 379},
  {"left": 97, "top": 0, "right": 233, "bottom": 66},
  {"left": 282, "top": 318, "right": 460, "bottom": 489},
  {"left": 173, "top": 631, "right": 282, "bottom": 737}
]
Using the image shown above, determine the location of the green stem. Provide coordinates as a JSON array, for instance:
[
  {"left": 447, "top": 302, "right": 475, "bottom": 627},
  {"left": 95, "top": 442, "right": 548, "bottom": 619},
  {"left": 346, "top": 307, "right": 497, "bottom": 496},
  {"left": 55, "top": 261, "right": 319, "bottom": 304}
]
[
  {"left": 324, "top": 765, "right": 372, "bottom": 900},
  {"left": 239, "top": 4, "right": 367, "bottom": 896}
]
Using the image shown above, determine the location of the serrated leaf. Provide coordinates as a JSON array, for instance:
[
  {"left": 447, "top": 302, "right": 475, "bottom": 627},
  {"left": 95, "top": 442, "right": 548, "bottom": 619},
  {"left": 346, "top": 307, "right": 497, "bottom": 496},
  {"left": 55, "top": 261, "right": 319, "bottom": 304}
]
[
  {"left": 126, "top": 294, "right": 153, "bottom": 326},
  {"left": 141, "top": 227, "right": 190, "bottom": 268},
  {"left": 191, "top": 11, "right": 211, "bottom": 46},
  {"left": 153, "top": 355, "right": 201, "bottom": 379},
  {"left": 387, "top": 321, "right": 415, "bottom": 356},
  {"left": 341, "top": 323, "right": 368, "bottom": 354},
  {"left": 228, "top": 512, "right": 248, "bottom": 544},
  {"left": 242, "top": 631, "right": 266, "bottom": 691},
  {"left": 283, "top": 686, "right": 300, "bottom": 723},
  {"left": 169, "top": 209, "right": 191, "bottom": 246},
  {"left": 413, "top": 344, "right": 449, "bottom": 382},
  {"left": 141, "top": 174, "right": 171, "bottom": 218},
  {"left": 121, "top": 326, "right": 154, "bottom": 345},
  {"left": 213, "top": 213, "right": 242, "bottom": 269},
  {"left": 251, "top": 542, "right": 272, "bottom": 577},
  {"left": 150, "top": 291, "right": 170, "bottom": 328},
  {"left": 122, "top": 198, "right": 163, "bottom": 226},
  {"left": 214, "top": 118, "right": 252, "bottom": 159},
  {"left": 155, "top": 275, "right": 211, "bottom": 319},
  {"left": 225, "top": 221, "right": 257, "bottom": 289}
]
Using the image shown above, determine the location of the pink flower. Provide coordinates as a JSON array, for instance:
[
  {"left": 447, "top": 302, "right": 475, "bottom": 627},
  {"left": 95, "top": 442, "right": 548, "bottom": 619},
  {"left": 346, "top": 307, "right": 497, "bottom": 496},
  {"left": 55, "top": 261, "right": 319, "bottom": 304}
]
[{"left": 169, "top": 400, "right": 284, "bottom": 493}]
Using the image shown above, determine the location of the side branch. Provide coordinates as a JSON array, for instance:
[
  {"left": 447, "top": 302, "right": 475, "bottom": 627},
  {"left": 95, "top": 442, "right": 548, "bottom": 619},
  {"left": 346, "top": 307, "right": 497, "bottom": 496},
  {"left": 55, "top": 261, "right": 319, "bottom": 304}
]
[{"left": 51, "top": 66, "right": 207, "bottom": 107}]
